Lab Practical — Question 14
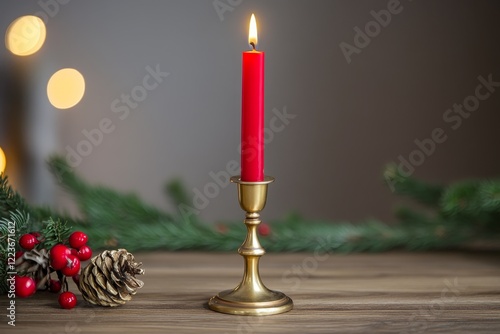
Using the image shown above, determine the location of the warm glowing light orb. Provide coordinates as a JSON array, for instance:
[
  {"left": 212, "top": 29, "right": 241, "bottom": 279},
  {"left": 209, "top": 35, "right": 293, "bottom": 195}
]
[
  {"left": 0, "top": 147, "right": 6, "bottom": 174},
  {"left": 5, "top": 15, "right": 46, "bottom": 56},
  {"left": 47, "top": 68, "right": 86, "bottom": 109}
]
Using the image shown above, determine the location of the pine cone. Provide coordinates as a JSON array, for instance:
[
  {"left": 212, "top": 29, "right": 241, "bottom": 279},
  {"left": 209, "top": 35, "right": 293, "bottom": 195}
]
[
  {"left": 78, "top": 249, "right": 144, "bottom": 307},
  {"left": 15, "top": 248, "right": 50, "bottom": 290}
]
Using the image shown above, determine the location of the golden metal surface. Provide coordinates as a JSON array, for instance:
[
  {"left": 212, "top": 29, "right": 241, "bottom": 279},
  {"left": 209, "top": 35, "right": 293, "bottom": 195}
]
[{"left": 208, "top": 176, "right": 293, "bottom": 316}]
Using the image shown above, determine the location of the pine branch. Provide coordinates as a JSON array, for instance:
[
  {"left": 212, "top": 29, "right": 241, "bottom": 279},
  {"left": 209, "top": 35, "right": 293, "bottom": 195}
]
[
  {"left": 260, "top": 217, "right": 473, "bottom": 252},
  {"left": 165, "top": 179, "right": 191, "bottom": 208},
  {"left": 0, "top": 209, "right": 31, "bottom": 245},
  {"left": 439, "top": 179, "right": 500, "bottom": 233},
  {"left": 384, "top": 164, "right": 444, "bottom": 207},
  {"left": 0, "top": 154, "right": 497, "bottom": 270},
  {"left": 0, "top": 174, "right": 29, "bottom": 220},
  {"left": 48, "top": 156, "right": 175, "bottom": 226},
  {"left": 38, "top": 210, "right": 476, "bottom": 254},
  {"left": 478, "top": 180, "right": 500, "bottom": 212},
  {"left": 164, "top": 179, "right": 199, "bottom": 224},
  {"left": 0, "top": 210, "right": 31, "bottom": 294},
  {"left": 395, "top": 207, "right": 435, "bottom": 225},
  {"left": 43, "top": 156, "right": 497, "bottom": 252},
  {"left": 441, "top": 180, "right": 480, "bottom": 218},
  {"left": 40, "top": 218, "right": 71, "bottom": 249}
]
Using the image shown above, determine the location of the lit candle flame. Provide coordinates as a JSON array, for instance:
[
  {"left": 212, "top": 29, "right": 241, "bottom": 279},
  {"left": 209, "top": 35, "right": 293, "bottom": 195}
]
[{"left": 248, "top": 14, "right": 258, "bottom": 50}]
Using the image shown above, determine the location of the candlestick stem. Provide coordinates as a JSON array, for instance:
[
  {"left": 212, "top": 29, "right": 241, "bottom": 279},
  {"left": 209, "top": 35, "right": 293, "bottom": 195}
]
[{"left": 208, "top": 176, "right": 293, "bottom": 316}]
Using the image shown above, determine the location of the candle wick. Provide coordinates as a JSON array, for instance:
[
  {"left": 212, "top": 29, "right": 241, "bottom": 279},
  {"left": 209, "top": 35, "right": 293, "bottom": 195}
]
[{"left": 250, "top": 42, "right": 256, "bottom": 51}]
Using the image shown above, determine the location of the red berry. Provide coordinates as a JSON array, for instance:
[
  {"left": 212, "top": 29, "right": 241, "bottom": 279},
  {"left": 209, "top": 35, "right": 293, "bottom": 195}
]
[
  {"left": 15, "top": 275, "right": 36, "bottom": 298},
  {"left": 72, "top": 274, "right": 80, "bottom": 285},
  {"left": 50, "top": 244, "right": 71, "bottom": 270},
  {"left": 58, "top": 291, "right": 77, "bottom": 309},
  {"left": 77, "top": 245, "right": 92, "bottom": 261},
  {"left": 61, "top": 254, "right": 81, "bottom": 276},
  {"left": 257, "top": 223, "right": 271, "bottom": 237},
  {"left": 49, "top": 279, "right": 62, "bottom": 293},
  {"left": 19, "top": 234, "right": 38, "bottom": 251},
  {"left": 69, "top": 231, "right": 88, "bottom": 249},
  {"left": 71, "top": 248, "right": 78, "bottom": 256},
  {"left": 15, "top": 251, "right": 24, "bottom": 260}
]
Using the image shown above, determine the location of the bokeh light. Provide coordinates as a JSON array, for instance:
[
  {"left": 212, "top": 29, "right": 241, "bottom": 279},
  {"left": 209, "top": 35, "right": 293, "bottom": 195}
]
[
  {"left": 47, "top": 68, "right": 86, "bottom": 109},
  {"left": 5, "top": 15, "right": 46, "bottom": 56},
  {"left": 0, "top": 147, "right": 6, "bottom": 174}
]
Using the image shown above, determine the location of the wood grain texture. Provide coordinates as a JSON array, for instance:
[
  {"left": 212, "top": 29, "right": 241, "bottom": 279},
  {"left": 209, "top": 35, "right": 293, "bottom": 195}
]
[{"left": 1, "top": 251, "right": 500, "bottom": 333}]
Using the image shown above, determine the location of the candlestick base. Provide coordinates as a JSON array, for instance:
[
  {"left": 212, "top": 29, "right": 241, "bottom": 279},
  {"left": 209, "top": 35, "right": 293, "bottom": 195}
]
[{"left": 208, "top": 176, "right": 293, "bottom": 316}]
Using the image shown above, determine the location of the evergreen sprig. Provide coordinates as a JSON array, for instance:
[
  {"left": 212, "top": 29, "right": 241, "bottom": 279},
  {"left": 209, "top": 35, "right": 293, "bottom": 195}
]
[
  {"left": 0, "top": 157, "right": 499, "bottom": 264},
  {"left": 0, "top": 174, "right": 29, "bottom": 219},
  {"left": 384, "top": 164, "right": 444, "bottom": 207},
  {"left": 0, "top": 210, "right": 31, "bottom": 293},
  {"left": 41, "top": 218, "right": 71, "bottom": 249},
  {"left": 39, "top": 157, "right": 499, "bottom": 251},
  {"left": 0, "top": 210, "right": 31, "bottom": 246}
]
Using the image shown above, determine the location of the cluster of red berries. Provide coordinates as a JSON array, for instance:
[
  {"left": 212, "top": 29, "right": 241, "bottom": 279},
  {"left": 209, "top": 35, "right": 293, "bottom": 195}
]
[{"left": 15, "top": 231, "right": 92, "bottom": 309}]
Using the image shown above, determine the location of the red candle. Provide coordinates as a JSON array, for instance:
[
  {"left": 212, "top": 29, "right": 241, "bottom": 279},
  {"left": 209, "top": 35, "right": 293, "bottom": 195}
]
[{"left": 241, "top": 14, "right": 265, "bottom": 181}]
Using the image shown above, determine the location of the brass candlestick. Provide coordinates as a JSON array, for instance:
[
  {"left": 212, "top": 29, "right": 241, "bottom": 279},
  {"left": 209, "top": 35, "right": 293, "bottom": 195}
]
[{"left": 208, "top": 176, "right": 293, "bottom": 316}]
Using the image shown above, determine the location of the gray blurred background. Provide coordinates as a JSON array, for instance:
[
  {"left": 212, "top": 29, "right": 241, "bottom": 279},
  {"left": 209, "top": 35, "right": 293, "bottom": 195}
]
[{"left": 0, "top": 0, "right": 499, "bottom": 223}]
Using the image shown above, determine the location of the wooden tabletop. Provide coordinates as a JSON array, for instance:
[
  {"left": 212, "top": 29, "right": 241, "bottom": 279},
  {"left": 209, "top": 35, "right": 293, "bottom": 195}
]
[{"left": 1, "top": 251, "right": 499, "bottom": 333}]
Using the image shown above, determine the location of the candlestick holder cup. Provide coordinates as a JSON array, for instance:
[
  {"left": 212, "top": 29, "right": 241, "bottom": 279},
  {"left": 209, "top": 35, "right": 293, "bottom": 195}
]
[{"left": 208, "top": 176, "right": 293, "bottom": 316}]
